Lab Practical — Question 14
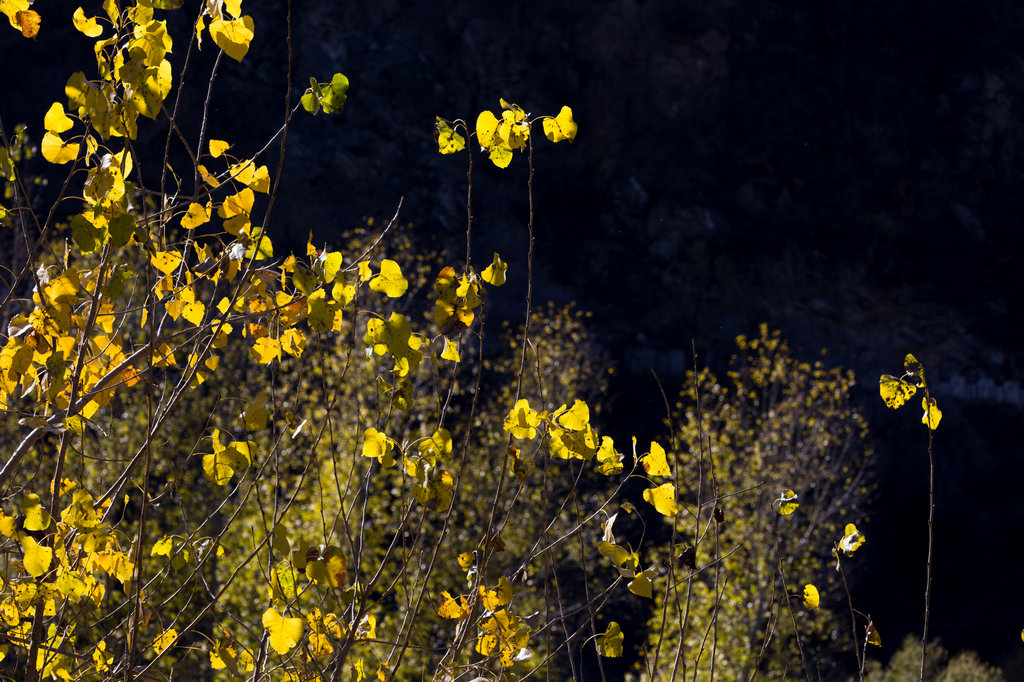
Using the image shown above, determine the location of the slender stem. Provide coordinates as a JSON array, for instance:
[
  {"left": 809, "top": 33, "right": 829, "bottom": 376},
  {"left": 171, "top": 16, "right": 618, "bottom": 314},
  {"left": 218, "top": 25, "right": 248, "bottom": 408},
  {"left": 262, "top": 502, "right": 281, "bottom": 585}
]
[{"left": 920, "top": 385, "right": 935, "bottom": 681}]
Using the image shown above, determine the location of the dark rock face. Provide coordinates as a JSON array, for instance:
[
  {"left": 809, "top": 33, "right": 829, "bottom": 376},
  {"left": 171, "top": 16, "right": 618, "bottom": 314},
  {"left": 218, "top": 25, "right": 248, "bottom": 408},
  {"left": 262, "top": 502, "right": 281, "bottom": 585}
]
[{"left": 3, "top": 0, "right": 1023, "bottom": 672}]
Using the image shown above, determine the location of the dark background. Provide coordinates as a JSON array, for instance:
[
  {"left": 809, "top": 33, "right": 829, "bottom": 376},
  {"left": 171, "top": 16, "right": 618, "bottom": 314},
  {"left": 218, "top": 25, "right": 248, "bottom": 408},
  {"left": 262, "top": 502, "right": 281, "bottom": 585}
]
[{"left": 4, "top": 0, "right": 1024, "bottom": 675}]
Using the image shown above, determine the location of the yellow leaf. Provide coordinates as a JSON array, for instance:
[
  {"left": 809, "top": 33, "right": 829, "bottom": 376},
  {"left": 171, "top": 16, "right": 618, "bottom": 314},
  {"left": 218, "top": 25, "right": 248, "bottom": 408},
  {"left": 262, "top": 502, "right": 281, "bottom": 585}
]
[
  {"left": 542, "top": 106, "right": 578, "bottom": 143},
  {"left": 262, "top": 608, "right": 303, "bottom": 655},
  {"left": 779, "top": 489, "right": 799, "bottom": 515},
  {"left": 643, "top": 483, "right": 679, "bottom": 517},
  {"left": 229, "top": 160, "right": 270, "bottom": 193},
  {"left": 441, "top": 337, "right": 460, "bottom": 362},
  {"left": 305, "top": 546, "right": 347, "bottom": 588},
  {"left": 838, "top": 523, "right": 865, "bottom": 556},
  {"left": 280, "top": 328, "right": 306, "bottom": 358},
  {"left": 250, "top": 336, "right": 281, "bottom": 365},
  {"left": 362, "top": 427, "right": 396, "bottom": 468},
  {"left": 209, "top": 15, "right": 254, "bottom": 62},
  {"left": 437, "top": 591, "right": 470, "bottom": 619},
  {"left": 368, "top": 259, "right": 408, "bottom": 298},
  {"left": 151, "top": 536, "right": 174, "bottom": 557},
  {"left": 151, "top": 250, "right": 182, "bottom": 275},
  {"left": 802, "top": 584, "right": 820, "bottom": 609},
  {"left": 921, "top": 396, "right": 942, "bottom": 430},
  {"left": 640, "top": 441, "right": 671, "bottom": 477},
  {"left": 181, "top": 201, "right": 211, "bottom": 229},
  {"left": 487, "top": 144, "right": 513, "bottom": 169},
  {"left": 22, "top": 536, "right": 52, "bottom": 577},
  {"left": 596, "top": 436, "right": 623, "bottom": 475},
  {"left": 628, "top": 570, "right": 654, "bottom": 599},
  {"left": 72, "top": 7, "right": 102, "bottom": 37},
  {"left": 434, "top": 117, "right": 465, "bottom": 154},
  {"left": 476, "top": 110, "right": 500, "bottom": 148},
  {"left": 22, "top": 493, "right": 50, "bottom": 532},
  {"left": 597, "top": 622, "right": 623, "bottom": 657},
  {"left": 554, "top": 400, "right": 589, "bottom": 431},
  {"left": 456, "top": 552, "right": 475, "bottom": 571},
  {"left": 503, "top": 398, "right": 541, "bottom": 439},
  {"left": 480, "top": 252, "right": 507, "bottom": 286},
  {"left": 181, "top": 300, "right": 205, "bottom": 326},
  {"left": 41, "top": 132, "right": 79, "bottom": 165},
  {"left": 879, "top": 374, "right": 916, "bottom": 409},
  {"left": 153, "top": 628, "right": 177, "bottom": 654},
  {"left": 44, "top": 102, "right": 74, "bottom": 134},
  {"left": 209, "top": 139, "right": 230, "bottom": 158}
]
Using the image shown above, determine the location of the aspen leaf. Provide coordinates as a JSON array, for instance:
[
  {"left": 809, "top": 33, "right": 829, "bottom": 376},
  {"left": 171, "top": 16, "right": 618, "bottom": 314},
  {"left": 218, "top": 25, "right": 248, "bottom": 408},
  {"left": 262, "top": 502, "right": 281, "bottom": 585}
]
[
  {"left": 437, "top": 591, "right": 470, "bottom": 619},
  {"left": 866, "top": 621, "right": 881, "bottom": 646},
  {"left": 262, "top": 608, "right": 303, "bottom": 655},
  {"left": 643, "top": 483, "right": 679, "bottom": 517},
  {"left": 598, "top": 541, "right": 638, "bottom": 575},
  {"left": 879, "top": 374, "right": 916, "bottom": 409},
  {"left": 838, "top": 523, "right": 865, "bottom": 556},
  {"left": 151, "top": 250, "right": 182, "bottom": 275},
  {"left": 306, "top": 546, "right": 346, "bottom": 588},
  {"left": 181, "top": 202, "right": 211, "bottom": 229},
  {"left": 362, "top": 427, "right": 396, "bottom": 468},
  {"left": 434, "top": 117, "right": 465, "bottom": 154},
  {"left": 41, "top": 132, "right": 79, "bottom": 165},
  {"left": 302, "top": 73, "right": 349, "bottom": 115},
  {"left": 921, "top": 396, "right": 942, "bottom": 430},
  {"left": 904, "top": 353, "right": 925, "bottom": 383},
  {"left": 209, "top": 15, "right": 254, "bottom": 62},
  {"left": 457, "top": 552, "right": 475, "bottom": 571},
  {"left": 15, "top": 9, "right": 39, "bottom": 38},
  {"left": 481, "top": 252, "right": 507, "bottom": 286},
  {"left": 554, "top": 400, "right": 589, "bottom": 430},
  {"left": 504, "top": 398, "right": 541, "bottom": 439},
  {"left": 44, "top": 102, "right": 74, "bottom": 134},
  {"left": 22, "top": 536, "right": 52, "bottom": 577},
  {"left": 779, "top": 489, "right": 799, "bottom": 515},
  {"left": 542, "top": 106, "right": 577, "bottom": 143},
  {"left": 476, "top": 110, "right": 500, "bottom": 148},
  {"left": 369, "top": 259, "right": 408, "bottom": 298},
  {"left": 802, "top": 584, "right": 819, "bottom": 609},
  {"left": 153, "top": 628, "right": 177, "bottom": 654},
  {"left": 250, "top": 336, "right": 281, "bottom": 365},
  {"left": 640, "top": 441, "right": 671, "bottom": 477},
  {"left": 21, "top": 493, "right": 50, "bottom": 532},
  {"left": 151, "top": 536, "right": 174, "bottom": 557},
  {"left": 486, "top": 144, "right": 513, "bottom": 169},
  {"left": 597, "top": 622, "right": 623, "bottom": 657},
  {"left": 72, "top": 7, "right": 102, "bottom": 37},
  {"left": 441, "top": 337, "right": 460, "bottom": 362},
  {"left": 596, "top": 436, "right": 624, "bottom": 475},
  {"left": 628, "top": 570, "right": 654, "bottom": 599},
  {"left": 208, "top": 139, "right": 230, "bottom": 158}
]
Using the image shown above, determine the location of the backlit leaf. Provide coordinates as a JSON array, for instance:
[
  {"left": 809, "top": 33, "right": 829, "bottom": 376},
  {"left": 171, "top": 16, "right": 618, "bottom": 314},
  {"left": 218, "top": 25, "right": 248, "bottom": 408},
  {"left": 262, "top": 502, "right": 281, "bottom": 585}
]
[
  {"left": 153, "top": 628, "right": 177, "bottom": 654},
  {"left": 640, "top": 441, "right": 671, "bottom": 477},
  {"left": 596, "top": 436, "right": 623, "bottom": 475},
  {"left": 368, "top": 259, "right": 408, "bottom": 298},
  {"left": 921, "top": 396, "right": 942, "bottom": 430},
  {"left": 628, "top": 570, "right": 654, "bottom": 598},
  {"left": 209, "top": 15, "right": 254, "bottom": 62},
  {"left": 44, "top": 102, "right": 74, "bottom": 134},
  {"left": 542, "top": 106, "right": 577, "bottom": 143},
  {"left": 838, "top": 522, "right": 865, "bottom": 556},
  {"left": 597, "top": 622, "right": 623, "bottom": 657},
  {"left": 504, "top": 398, "right": 541, "bottom": 439},
  {"left": 802, "top": 584, "right": 819, "bottom": 609},
  {"left": 480, "top": 252, "right": 507, "bottom": 286},
  {"left": 779, "top": 489, "right": 799, "bottom": 515},
  {"left": 15, "top": 9, "right": 39, "bottom": 38},
  {"left": 22, "top": 536, "right": 52, "bottom": 577},
  {"left": 434, "top": 117, "right": 465, "bottom": 154},
  {"left": 262, "top": 608, "right": 303, "bottom": 655},
  {"left": 209, "top": 139, "right": 230, "bottom": 158},
  {"left": 72, "top": 7, "right": 102, "bottom": 37},
  {"left": 879, "top": 374, "right": 916, "bottom": 409},
  {"left": 181, "top": 202, "right": 211, "bottom": 229},
  {"left": 41, "top": 132, "right": 79, "bottom": 165},
  {"left": 437, "top": 591, "right": 470, "bottom": 620},
  {"left": 643, "top": 483, "right": 679, "bottom": 517}
]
